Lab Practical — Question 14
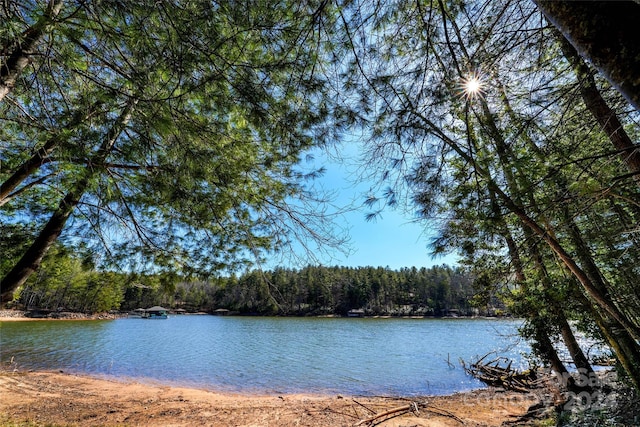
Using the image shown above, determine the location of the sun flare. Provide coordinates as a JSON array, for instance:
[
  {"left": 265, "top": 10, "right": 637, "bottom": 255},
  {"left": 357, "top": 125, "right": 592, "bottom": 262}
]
[
  {"left": 460, "top": 73, "right": 485, "bottom": 100},
  {"left": 465, "top": 77, "right": 481, "bottom": 94}
]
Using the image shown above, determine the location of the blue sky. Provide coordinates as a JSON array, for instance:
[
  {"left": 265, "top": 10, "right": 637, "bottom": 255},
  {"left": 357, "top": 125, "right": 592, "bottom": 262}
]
[
  {"left": 331, "top": 203, "right": 458, "bottom": 269},
  {"left": 285, "top": 146, "right": 459, "bottom": 270}
]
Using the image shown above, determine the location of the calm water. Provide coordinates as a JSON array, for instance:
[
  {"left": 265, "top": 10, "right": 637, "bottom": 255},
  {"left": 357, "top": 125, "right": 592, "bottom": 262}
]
[{"left": 0, "top": 316, "right": 528, "bottom": 395}]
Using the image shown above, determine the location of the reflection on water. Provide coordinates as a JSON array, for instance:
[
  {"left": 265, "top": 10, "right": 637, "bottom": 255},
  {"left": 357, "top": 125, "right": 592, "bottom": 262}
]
[{"left": 0, "top": 316, "right": 527, "bottom": 395}]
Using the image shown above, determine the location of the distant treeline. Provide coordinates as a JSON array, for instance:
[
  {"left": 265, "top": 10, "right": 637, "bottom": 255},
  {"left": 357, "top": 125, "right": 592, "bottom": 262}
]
[
  {"left": 157, "top": 265, "right": 485, "bottom": 316},
  {"left": 11, "top": 247, "right": 492, "bottom": 316}
]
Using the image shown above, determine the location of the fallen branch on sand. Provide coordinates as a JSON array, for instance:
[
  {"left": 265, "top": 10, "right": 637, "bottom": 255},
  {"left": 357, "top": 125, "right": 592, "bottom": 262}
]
[
  {"left": 353, "top": 402, "right": 419, "bottom": 426},
  {"left": 352, "top": 400, "right": 465, "bottom": 426}
]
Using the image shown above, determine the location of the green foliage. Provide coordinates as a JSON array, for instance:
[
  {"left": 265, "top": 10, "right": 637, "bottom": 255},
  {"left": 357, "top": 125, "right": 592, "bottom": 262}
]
[
  {"left": 1, "top": 0, "right": 345, "bottom": 300},
  {"left": 16, "top": 245, "right": 126, "bottom": 313},
  {"left": 6, "top": 236, "right": 479, "bottom": 317},
  {"left": 0, "top": 223, "right": 34, "bottom": 279},
  {"left": 170, "top": 264, "right": 481, "bottom": 317}
]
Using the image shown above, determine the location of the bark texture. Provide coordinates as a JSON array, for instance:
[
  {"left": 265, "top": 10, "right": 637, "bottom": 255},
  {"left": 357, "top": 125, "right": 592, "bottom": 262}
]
[
  {"left": 555, "top": 30, "right": 640, "bottom": 177},
  {"left": 0, "top": 0, "right": 64, "bottom": 101},
  {"left": 535, "top": 1, "right": 640, "bottom": 112}
]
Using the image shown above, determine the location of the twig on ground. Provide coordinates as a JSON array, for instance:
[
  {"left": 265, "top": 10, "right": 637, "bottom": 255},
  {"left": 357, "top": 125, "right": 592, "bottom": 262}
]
[
  {"left": 422, "top": 405, "right": 465, "bottom": 425},
  {"left": 352, "top": 398, "right": 377, "bottom": 414},
  {"left": 353, "top": 402, "right": 417, "bottom": 426}
]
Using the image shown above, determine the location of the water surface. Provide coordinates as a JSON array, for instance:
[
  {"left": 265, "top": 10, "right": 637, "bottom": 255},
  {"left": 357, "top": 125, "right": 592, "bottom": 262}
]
[{"left": 0, "top": 316, "right": 527, "bottom": 395}]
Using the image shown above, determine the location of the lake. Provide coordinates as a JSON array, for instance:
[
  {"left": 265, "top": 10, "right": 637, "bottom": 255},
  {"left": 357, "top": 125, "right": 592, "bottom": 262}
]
[{"left": 0, "top": 316, "right": 528, "bottom": 396}]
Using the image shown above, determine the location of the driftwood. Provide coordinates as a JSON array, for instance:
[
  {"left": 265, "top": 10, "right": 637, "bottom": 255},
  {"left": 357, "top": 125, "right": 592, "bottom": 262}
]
[
  {"left": 351, "top": 399, "right": 464, "bottom": 426},
  {"left": 353, "top": 402, "right": 418, "bottom": 426},
  {"left": 462, "top": 353, "right": 539, "bottom": 393}
]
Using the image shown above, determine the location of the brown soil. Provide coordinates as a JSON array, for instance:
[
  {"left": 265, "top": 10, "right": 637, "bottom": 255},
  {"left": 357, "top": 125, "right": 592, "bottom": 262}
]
[{"left": 0, "top": 370, "right": 542, "bottom": 427}]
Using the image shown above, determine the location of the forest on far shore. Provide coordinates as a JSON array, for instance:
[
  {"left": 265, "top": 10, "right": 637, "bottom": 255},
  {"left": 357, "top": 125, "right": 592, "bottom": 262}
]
[{"left": 9, "top": 244, "right": 489, "bottom": 317}]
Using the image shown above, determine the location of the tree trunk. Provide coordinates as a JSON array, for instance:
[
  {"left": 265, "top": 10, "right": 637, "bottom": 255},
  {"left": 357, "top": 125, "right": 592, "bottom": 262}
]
[
  {"left": 474, "top": 105, "right": 639, "bottom": 340},
  {"left": 534, "top": 319, "right": 577, "bottom": 390},
  {"left": 574, "top": 287, "right": 640, "bottom": 391},
  {"left": 493, "top": 182, "right": 640, "bottom": 343},
  {"left": 0, "top": 100, "right": 135, "bottom": 303},
  {"left": 561, "top": 207, "right": 640, "bottom": 390},
  {"left": 558, "top": 315, "right": 593, "bottom": 374},
  {"left": 0, "top": 190, "right": 79, "bottom": 303},
  {"left": 534, "top": 1, "right": 640, "bottom": 112},
  {"left": 489, "top": 191, "right": 576, "bottom": 383},
  {"left": 0, "top": 0, "right": 64, "bottom": 102},
  {"left": 499, "top": 84, "right": 640, "bottom": 387},
  {"left": 0, "top": 101, "right": 102, "bottom": 205},
  {"left": 555, "top": 29, "right": 640, "bottom": 178},
  {"left": 483, "top": 94, "right": 595, "bottom": 377},
  {"left": 481, "top": 87, "right": 640, "bottom": 344},
  {"left": 525, "top": 226, "right": 594, "bottom": 376}
]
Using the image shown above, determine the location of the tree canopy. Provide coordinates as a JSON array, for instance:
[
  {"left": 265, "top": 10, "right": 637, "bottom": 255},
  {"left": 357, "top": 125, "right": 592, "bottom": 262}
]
[{"left": 1, "top": 0, "right": 346, "bottom": 302}]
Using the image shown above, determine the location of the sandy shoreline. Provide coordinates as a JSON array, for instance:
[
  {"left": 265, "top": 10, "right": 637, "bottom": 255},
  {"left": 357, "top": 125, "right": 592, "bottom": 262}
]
[{"left": 0, "top": 369, "right": 542, "bottom": 427}]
